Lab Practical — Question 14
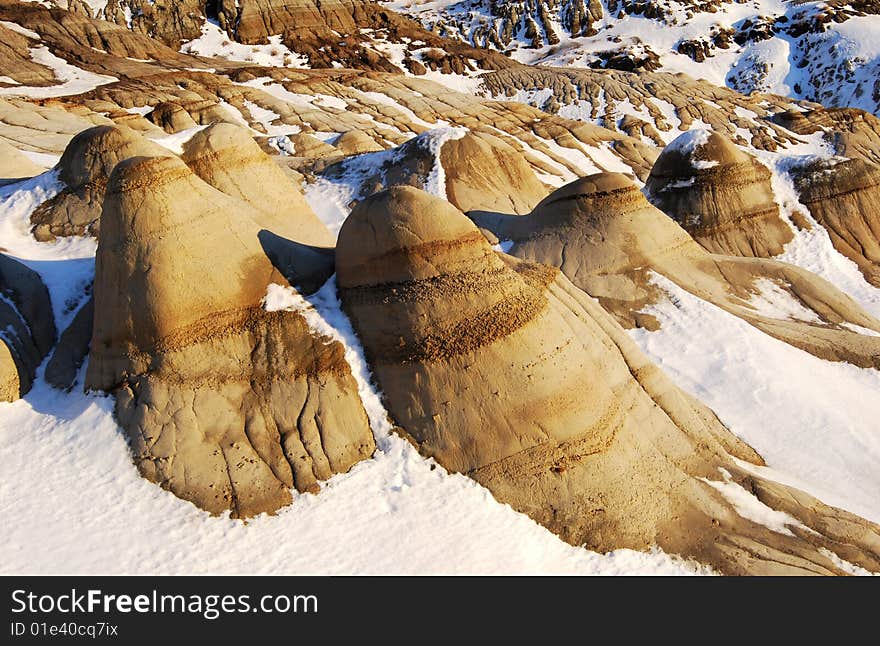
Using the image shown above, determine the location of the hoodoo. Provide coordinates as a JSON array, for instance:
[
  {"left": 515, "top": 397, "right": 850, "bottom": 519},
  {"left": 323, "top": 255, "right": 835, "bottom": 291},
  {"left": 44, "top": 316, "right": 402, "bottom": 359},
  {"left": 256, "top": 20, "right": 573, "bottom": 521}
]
[
  {"left": 646, "top": 129, "right": 792, "bottom": 257},
  {"left": 30, "top": 125, "right": 170, "bottom": 241},
  {"left": 336, "top": 185, "right": 880, "bottom": 575},
  {"left": 86, "top": 154, "right": 374, "bottom": 516},
  {"left": 791, "top": 157, "right": 880, "bottom": 287}
]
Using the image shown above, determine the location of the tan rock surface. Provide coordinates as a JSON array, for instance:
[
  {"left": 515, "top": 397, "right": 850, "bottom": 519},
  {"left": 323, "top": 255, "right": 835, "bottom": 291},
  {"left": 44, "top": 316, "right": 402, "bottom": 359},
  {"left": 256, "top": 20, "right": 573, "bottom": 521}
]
[
  {"left": 0, "top": 139, "right": 45, "bottom": 183},
  {"left": 181, "top": 123, "right": 334, "bottom": 247},
  {"left": 30, "top": 124, "right": 170, "bottom": 241}
]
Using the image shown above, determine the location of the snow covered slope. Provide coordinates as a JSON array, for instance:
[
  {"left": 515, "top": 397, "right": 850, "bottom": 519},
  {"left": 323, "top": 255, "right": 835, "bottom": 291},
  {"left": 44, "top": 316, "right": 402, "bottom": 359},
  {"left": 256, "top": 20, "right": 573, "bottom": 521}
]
[{"left": 384, "top": 0, "right": 880, "bottom": 114}]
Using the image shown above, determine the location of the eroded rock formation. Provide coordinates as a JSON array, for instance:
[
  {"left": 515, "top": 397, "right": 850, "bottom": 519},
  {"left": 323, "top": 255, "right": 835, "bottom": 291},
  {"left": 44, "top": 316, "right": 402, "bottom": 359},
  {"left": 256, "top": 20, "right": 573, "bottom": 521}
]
[
  {"left": 0, "top": 254, "right": 56, "bottom": 401},
  {"left": 30, "top": 125, "right": 170, "bottom": 241},
  {"left": 471, "top": 173, "right": 880, "bottom": 368},
  {"left": 336, "top": 185, "right": 880, "bottom": 575},
  {"left": 791, "top": 157, "right": 880, "bottom": 287},
  {"left": 646, "top": 129, "right": 793, "bottom": 257},
  {"left": 86, "top": 154, "right": 374, "bottom": 516}
]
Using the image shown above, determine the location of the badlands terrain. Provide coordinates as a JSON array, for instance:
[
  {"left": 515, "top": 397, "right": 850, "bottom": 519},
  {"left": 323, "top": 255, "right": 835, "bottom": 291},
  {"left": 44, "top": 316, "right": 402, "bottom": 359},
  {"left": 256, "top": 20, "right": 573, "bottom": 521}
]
[{"left": 0, "top": 0, "right": 879, "bottom": 575}]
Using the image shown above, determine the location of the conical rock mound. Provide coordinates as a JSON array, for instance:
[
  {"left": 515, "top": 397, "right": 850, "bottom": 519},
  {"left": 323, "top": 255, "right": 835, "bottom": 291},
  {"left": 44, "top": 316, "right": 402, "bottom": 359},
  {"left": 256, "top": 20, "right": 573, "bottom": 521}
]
[
  {"left": 86, "top": 154, "right": 374, "bottom": 517},
  {"left": 30, "top": 125, "right": 170, "bottom": 241},
  {"left": 645, "top": 129, "right": 792, "bottom": 257},
  {"left": 336, "top": 186, "right": 880, "bottom": 575},
  {"left": 792, "top": 157, "right": 880, "bottom": 287},
  {"left": 181, "top": 123, "right": 334, "bottom": 249},
  {"left": 471, "top": 173, "right": 880, "bottom": 369}
]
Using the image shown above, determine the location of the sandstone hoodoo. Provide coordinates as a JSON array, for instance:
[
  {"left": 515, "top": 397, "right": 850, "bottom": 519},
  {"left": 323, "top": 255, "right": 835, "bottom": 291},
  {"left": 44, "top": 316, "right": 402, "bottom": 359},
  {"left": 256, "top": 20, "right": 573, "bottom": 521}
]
[
  {"left": 30, "top": 125, "right": 170, "bottom": 241},
  {"left": 0, "top": 254, "right": 56, "bottom": 402},
  {"left": 645, "top": 129, "right": 793, "bottom": 257},
  {"left": 336, "top": 185, "right": 880, "bottom": 575},
  {"left": 790, "top": 157, "right": 880, "bottom": 287},
  {"left": 86, "top": 154, "right": 374, "bottom": 517},
  {"left": 471, "top": 173, "right": 880, "bottom": 368}
]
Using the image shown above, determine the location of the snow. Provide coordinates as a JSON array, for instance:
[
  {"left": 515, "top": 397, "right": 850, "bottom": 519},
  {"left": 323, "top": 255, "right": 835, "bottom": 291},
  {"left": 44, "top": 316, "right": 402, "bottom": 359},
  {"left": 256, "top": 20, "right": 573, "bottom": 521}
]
[
  {"left": 701, "top": 468, "right": 807, "bottom": 537},
  {"left": 665, "top": 128, "right": 718, "bottom": 169},
  {"left": 385, "top": 1, "right": 880, "bottom": 115},
  {"left": 244, "top": 100, "right": 299, "bottom": 137},
  {"left": 0, "top": 172, "right": 95, "bottom": 329},
  {"left": 0, "top": 20, "right": 40, "bottom": 39},
  {"left": 0, "top": 47, "right": 117, "bottom": 99},
  {"left": 629, "top": 273, "right": 880, "bottom": 525},
  {"left": 744, "top": 278, "right": 821, "bottom": 323},
  {"left": 181, "top": 22, "right": 309, "bottom": 69},
  {"left": 0, "top": 377, "right": 707, "bottom": 575},
  {"left": 751, "top": 136, "right": 880, "bottom": 319},
  {"left": 148, "top": 125, "right": 209, "bottom": 155}
]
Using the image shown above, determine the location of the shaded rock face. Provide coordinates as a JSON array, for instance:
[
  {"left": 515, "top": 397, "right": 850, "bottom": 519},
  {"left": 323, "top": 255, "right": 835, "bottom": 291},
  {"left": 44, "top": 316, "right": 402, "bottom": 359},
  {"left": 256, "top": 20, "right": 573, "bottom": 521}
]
[
  {"left": 646, "top": 130, "right": 793, "bottom": 258},
  {"left": 30, "top": 125, "right": 170, "bottom": 241},
  {"left": 792, "top": 158, "right": 880, "bottom": 287},
  {"left": 86, "top": 154, "right": 374, "bottom": 517},
  {"left": 0, "top": 254, "right": 56, "bottom": 401},
  {"left": 45, "top": 297, "right": 93, "bottom": 392},
  {"left": 336, "top": 186, "right": 880, "bottom": 575},
  {"left": 471, "top": 173, "right": 880, "bottom": 369},
  {"left": 148, "top": 102, "right": 199, "bottom": 134}
]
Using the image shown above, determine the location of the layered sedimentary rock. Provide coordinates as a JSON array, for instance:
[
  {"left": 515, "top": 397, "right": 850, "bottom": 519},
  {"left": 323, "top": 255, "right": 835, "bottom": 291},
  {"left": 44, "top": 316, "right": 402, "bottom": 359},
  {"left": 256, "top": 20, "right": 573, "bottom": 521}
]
[
  {"left": 472, "top": 173, "right": 880, "bottom": 368},
  {"left": 0, "top": 254, "right": 56, "bottom": 401},
  {"left": 86, "top": 154, "right": 374, "bottom": 516},
  {"left": 181, "top": 123, "right": 334, "bottom": 247},
  {"left": 336, "top": 185, "right": 880, "bottom": 575},
  {"left": 791, "top": 157, "right": 880, "bottom": 287},
  {"left": 30, "top": 125, "right": 170, "bottom": 241},
  {"left": 334, "top": 130, "right": 384, "bottom": 155},
  {"left": 646, "top": 130, "right": 793, "bottom": 257}
]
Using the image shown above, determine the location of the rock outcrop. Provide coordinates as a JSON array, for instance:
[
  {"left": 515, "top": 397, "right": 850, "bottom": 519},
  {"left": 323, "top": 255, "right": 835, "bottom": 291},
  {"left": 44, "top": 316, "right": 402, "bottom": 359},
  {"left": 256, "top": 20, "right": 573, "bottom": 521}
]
[
  {"left": 791, "top": 158, "right": 880, "bottom": 287},
  {"left": 646, "top": 130, "right": 793, "bottom": 257},
  {"left": 472, "top": 173, "right": 880, "bottom": 368},
  {"left": 86, "top": 154, "right": 374, "bottom": 516},
  {"left": 321, "top": 128, "right": 548, "bottom": 215},
  {"left": 45, "top": 297, "right": 93, "bottom": 391},
  {"left": 336, "top": 185, "right": 880, "bottom": 575},
  {"left": 772, "top": 107, "right": 880, "bottom": 167},
  {"left": 0, "top": 254, "right": 56, "bottom": 401},
  {"left": 0, "top": 140, "right": 45, "bottom": 184},
  {"left": 30, "top": 125, "right": 170, "bottom": 241}
]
